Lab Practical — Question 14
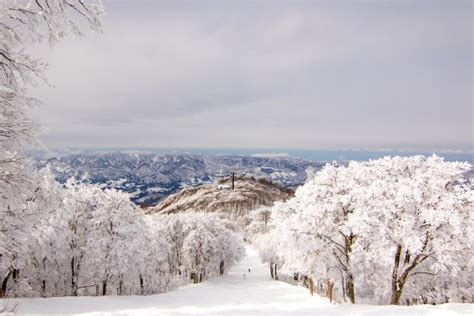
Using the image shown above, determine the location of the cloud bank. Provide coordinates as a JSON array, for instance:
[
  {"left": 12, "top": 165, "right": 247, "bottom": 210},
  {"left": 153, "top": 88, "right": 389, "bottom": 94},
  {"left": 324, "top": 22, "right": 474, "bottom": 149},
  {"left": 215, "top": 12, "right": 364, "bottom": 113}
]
[{"left": 31, "top": 0, "right": 473, "bottom": 151}]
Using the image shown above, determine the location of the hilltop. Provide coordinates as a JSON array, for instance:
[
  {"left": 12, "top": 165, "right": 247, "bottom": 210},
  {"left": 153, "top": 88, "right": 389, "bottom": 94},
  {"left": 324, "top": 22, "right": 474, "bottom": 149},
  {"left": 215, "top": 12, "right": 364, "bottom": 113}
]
[{"left": 146, "top": 175, "right": 294, "bottom": 219}]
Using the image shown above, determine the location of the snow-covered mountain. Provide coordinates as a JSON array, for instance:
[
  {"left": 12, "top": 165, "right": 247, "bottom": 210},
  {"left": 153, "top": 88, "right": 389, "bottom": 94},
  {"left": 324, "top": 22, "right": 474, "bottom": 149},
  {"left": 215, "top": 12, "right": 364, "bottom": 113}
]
[
  {"left": 147, "top": 175, "right": 294, "bottom": 219},
  {"left": 35, "top": 153, "right": 323, "bottom": 206}
]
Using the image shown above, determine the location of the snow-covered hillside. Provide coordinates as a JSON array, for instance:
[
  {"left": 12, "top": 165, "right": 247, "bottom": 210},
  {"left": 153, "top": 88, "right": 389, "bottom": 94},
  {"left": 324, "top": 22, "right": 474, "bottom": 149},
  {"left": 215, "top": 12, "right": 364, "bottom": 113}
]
[
  {"left": 35, "top": 153, "right": 323, "bottom": 206},
  {"left": 147, "top": 176, "right": 293, "bottom": 219},
  {"left": 6, "top": 246, "right": 472, "bottom": 315}
]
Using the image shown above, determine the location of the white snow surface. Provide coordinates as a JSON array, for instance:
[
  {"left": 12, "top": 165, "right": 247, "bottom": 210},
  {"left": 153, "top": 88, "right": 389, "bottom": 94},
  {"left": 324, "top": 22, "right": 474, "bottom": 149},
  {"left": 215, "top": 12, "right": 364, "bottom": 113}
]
[{"left": 5, "top": 246, "right": 473, "bottom": 316}]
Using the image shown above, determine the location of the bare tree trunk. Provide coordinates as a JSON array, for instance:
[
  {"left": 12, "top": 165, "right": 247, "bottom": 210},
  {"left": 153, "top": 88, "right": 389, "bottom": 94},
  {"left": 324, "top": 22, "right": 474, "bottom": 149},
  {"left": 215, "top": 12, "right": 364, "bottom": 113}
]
[
  {"left": 330, "top": 232, "right": 357, "bottom": 303},
  {"left": 71, "top": 257, "right": 78, "bottom": 296},
  {"left": 0, "top": 269, "right": 12, "bottom": 298},
  {"left": 274, "top": 264, "right": 278, "bottom": 280},
  {"left": 344, "top": 234, "right": 356, "bottom": 303},
  {"left": 346, "top": 273, "right": 355, "bottom": 304},
  {"left": 391, "top": 290, "right": 402, "bottom": 305},
  {"left": 270, "top": 263, "right": 274, "bottom": 279},
  {"left": 341, "top": 273, "right": 346, "bottom": 302},
  {"left": 390, "top": 245, "right": 402, "bottom": 305},
  {"left": 309, "top": 278, "right": 314, "bottom": 296},
  {"left": 390, "top": 237, "right": 430, "bottom": 305},
  {"left": 190, "top": 272, "right": 199, "bottom": 284},
  {"left": 219, "top": 260, "right": 224, "bottom": 275},
  {"left": 102, "top": 281, "right": 107, "bottom": 296},
  {"left": 327, "top": 281, "right": 334, "bottom": 303}
]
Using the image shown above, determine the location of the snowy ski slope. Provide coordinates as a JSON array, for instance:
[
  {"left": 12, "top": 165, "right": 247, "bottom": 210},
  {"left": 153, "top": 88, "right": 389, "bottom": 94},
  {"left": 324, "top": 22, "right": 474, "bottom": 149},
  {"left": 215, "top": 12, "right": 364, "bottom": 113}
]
[{"left": 5, "top": 246, "right": 473, "bottom": 315}]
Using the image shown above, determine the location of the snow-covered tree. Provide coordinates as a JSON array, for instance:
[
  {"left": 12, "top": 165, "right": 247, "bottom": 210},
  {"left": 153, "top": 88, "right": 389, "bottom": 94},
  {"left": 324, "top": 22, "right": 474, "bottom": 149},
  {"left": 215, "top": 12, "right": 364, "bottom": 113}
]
[
  {"left": 86, "top": 189, "right": 143, "bottom": 296},
  {"left": 182, "top": 226, "right": 217, "bottom": 283},
  {"left": 354, "top": 156, "right": 473, "bottom": 305},
  {"left": 181, "top": 213, "right": 244, "bottom": 283},
  {"left": 0, "top": 168, "right": 64, "bottom": 297},
  {"left": 0, "top": 0, "right": 103, "bottom": 186},
  {"left": 1, "top": 0, "right": 103, "bottom": 298},
  {"left": 244, "top": 207, "right": 273, "bottom": 239},
  {"left": 133, "top": 216, "right": 171, "bottom": 295},
  {"left": 254, "top": 156, "right": 473, "bottom": 305},
  {"left": 61, "top": 181, "right": 104, "bottom": 296}
]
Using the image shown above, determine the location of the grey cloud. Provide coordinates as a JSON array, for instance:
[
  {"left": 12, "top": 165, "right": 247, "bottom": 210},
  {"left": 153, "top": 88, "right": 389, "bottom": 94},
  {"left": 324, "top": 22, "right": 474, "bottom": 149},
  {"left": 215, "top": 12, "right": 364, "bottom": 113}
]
[{"left": 31, "top": 0, "right": 473, "bottom": 150}]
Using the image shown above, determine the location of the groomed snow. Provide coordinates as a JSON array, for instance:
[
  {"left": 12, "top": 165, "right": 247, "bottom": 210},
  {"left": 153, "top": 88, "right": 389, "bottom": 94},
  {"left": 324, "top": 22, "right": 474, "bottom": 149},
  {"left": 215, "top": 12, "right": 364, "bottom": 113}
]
[{"left": 4, "top": 246, "right": 473, "bottom": 315}]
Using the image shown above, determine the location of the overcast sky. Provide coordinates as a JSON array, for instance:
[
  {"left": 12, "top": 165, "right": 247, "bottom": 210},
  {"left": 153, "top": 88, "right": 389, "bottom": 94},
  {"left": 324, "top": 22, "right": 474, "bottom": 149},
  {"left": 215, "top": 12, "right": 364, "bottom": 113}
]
[{"left": 31, "top": 0, "right": 473, "bottom": 152}]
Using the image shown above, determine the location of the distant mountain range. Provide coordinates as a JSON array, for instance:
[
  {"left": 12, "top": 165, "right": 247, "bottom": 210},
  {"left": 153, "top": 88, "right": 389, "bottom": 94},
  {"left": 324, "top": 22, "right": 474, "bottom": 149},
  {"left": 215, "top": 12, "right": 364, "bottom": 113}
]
[{"left": 35, "top": 153, "right": 324, "bottom": 206}]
